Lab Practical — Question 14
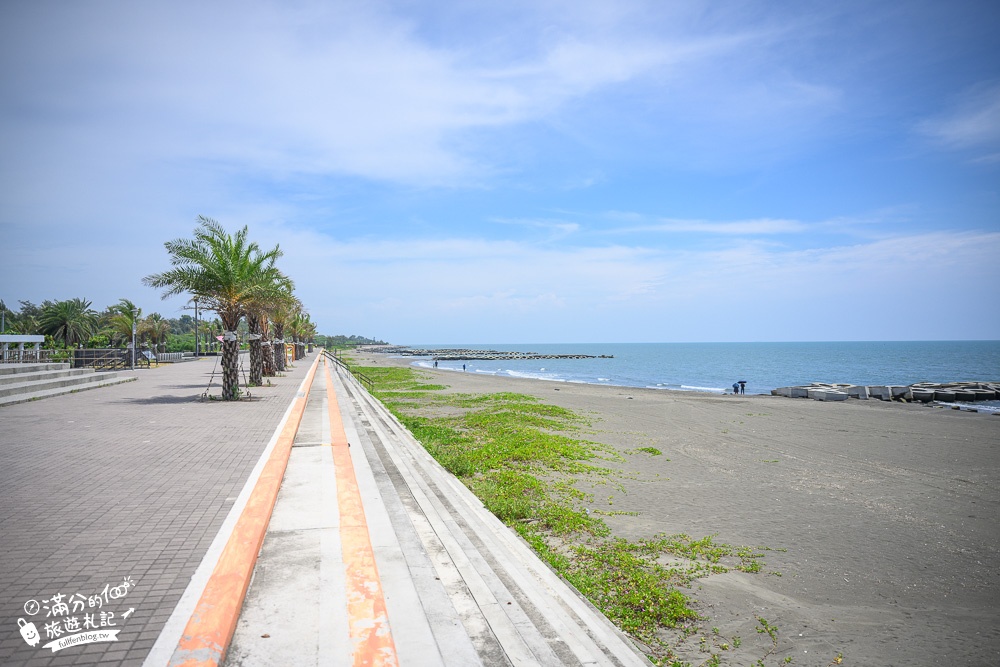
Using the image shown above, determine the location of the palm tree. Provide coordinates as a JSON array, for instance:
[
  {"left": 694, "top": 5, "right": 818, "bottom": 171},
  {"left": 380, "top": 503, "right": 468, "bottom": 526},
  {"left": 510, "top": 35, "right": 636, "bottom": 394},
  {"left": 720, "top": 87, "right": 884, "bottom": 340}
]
[
  {"left": 144, "top": 313, "right": 171, "bottom": 353},
  {"left": 245, "top": 270, "right": 294, "bottom": 386},
  {"left": 207, "top": 318, "right": 222, "bottom": 353},
  {"left": 107, "top": 299, "right": 142, "bottom": 348},
  {"left": 288, "top": 310, "right": 314, "bottom": 361},
  {"left": 143, "top": 216, "right": 287, "bottom": 400},
  {"left": 38, "top": 298, "right": 97, "bottom": 348},
  {"left": 269, "top": 294, "right": 302, "bottom": 373}
]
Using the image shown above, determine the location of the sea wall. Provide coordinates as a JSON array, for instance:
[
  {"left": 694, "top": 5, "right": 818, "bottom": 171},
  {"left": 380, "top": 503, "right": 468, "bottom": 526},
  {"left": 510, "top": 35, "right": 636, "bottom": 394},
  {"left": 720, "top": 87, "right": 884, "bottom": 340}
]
[{"left": 771, "top": 381, "right": 1000, "bottom": 405}]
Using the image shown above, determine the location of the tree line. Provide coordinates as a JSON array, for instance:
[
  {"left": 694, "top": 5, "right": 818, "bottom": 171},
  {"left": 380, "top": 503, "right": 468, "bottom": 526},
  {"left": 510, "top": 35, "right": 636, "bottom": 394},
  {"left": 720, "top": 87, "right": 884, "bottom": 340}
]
[
  {"left": 0, "top": 297, "right": 222, "bottom": 352},
  {"left": 143, "top": 216, "right": 316, "bottom": 400},
  {"left": 0, "top": 299, "right": 379, "bottom": 354}
]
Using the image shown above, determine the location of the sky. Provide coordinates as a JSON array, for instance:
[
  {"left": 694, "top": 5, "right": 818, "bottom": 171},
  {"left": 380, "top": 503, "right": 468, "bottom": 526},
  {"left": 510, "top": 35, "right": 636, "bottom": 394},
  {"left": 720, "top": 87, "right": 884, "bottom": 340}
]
[{"left": 2, "top": 0, "right": 999, "bottom": 344}]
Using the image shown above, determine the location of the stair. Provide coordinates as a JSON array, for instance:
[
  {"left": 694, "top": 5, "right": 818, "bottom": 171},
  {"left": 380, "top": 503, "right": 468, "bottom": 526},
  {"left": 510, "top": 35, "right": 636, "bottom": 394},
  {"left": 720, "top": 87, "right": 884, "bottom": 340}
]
[
  {"left": 331, "top": 364, "right": 647, "bottom": 665},
  {"left": 226, "top": 360, "right": 647, "bottom": 666},
  {"left": 0, "top": 363, "right": 137, "bottom": 407}
]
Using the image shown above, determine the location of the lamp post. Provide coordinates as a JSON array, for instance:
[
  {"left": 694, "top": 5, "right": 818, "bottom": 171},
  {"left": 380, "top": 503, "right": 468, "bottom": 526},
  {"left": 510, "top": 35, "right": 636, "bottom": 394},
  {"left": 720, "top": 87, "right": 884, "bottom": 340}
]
[
  {"left": 193, "top": 297, "right": 199, "bottom": 357},
  {"left": 131, "top": 307, "right": 137, "bottom": 370}
]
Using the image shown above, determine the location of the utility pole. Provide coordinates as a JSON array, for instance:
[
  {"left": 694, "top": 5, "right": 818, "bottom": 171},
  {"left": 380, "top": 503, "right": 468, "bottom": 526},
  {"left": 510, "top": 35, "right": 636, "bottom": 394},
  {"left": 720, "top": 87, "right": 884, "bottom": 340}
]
[
  {"left": 131, "top": 307, "right": 137, "bottom": 370},
  {"left": 194, "top": 297, "right": 199, "bottom": 357}
]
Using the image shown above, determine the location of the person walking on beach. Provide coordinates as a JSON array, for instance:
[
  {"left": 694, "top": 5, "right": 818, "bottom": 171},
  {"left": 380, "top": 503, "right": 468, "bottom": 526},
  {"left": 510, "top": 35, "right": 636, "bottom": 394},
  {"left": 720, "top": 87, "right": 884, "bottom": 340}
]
[{"left": 463, "top": 364, "right": 466, "bottom": 372}]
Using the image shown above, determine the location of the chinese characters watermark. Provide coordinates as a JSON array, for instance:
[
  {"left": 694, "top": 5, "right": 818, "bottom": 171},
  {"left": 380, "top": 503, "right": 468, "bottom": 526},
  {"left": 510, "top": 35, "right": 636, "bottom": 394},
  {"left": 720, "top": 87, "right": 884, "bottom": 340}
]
[{"left": 17, "top": 576, "right": 136, "bottom": 653}]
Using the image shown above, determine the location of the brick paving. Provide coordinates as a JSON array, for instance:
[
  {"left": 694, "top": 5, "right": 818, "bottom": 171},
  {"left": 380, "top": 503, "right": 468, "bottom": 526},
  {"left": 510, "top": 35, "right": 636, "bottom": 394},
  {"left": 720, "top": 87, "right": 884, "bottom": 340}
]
[{"left": 0, "top": 354, "right": 315, "bottom": 667}]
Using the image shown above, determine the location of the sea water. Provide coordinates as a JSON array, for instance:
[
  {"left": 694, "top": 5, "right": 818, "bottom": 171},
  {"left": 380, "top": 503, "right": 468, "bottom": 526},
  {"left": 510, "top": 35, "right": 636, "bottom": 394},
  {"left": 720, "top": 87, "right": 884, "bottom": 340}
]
[{"left": 407, "top": 341, "right": 1000, "bottom": 399}]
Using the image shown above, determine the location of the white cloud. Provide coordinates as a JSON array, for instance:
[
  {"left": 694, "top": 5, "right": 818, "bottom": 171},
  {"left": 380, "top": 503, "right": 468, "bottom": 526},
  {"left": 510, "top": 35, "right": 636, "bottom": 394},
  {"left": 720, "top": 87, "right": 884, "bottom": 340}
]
[
  {"left": 917, "top": 82, "right": 1000, "bottom": 152},
  {"left": 620, "top": 217, "right": 807, "bottom": 235},
  {"left": 254, "top": 224, "right": 1000, "bottom": 342},
  {"left": 0, "top": 2, "right": 708, "bottom": 188},
  {"left": 0, "top": 0, "right": 855, "bottom": 193},
  {"left": 490, "top": 217, "right": 581, "bottom": 239}
]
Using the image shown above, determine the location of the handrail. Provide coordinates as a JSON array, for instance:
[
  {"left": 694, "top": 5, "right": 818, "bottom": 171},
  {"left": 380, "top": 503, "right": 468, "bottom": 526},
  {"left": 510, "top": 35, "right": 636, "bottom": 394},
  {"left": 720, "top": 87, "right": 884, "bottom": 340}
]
[
  {"left": 322, "top": 349, "right": 373, "bottom": 393},
  {"left": 73, "top": 348, "right": 152, "bottom": 371}
]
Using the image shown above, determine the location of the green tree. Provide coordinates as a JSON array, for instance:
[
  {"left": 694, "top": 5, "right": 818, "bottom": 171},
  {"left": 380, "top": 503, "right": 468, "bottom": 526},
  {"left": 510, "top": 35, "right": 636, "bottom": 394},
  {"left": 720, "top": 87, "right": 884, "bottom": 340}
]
[
  {"left": 269, "top": 294, "right": 302, "bottom": 373},
  {"left": 144, "top": 313, "right": 171, "bottom": 353},
  {"left": 38, "top": 298, "right": 97, "bottom": 348},
  {"left": 143, "top": 216, "right": 288, "bottom": 400},
  {"left": 107, "top": 299, "right": 142, "bottom": 348},
  {"left": 245, "top": 270, "right": 294, "bottom": 386},
  {"left": 7, "top": 300, "right": 41, "bottom": 335}
]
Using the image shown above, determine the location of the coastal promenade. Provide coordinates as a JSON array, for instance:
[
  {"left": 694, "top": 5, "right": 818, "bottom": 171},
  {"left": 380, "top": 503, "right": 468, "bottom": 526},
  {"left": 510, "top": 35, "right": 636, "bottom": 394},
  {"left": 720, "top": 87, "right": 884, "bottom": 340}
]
[
  {"left": 1, "top": 353, "right": 646, "bottom": 666},
  {"left": 1, "top": 354, "right": 315, "bottom": 666}
]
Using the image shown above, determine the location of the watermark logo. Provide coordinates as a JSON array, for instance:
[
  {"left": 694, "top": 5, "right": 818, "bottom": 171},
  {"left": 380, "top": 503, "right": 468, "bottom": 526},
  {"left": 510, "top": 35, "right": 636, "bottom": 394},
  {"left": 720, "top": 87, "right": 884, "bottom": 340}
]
[{"left": 17, "top": 576, "right": 136, "bottom": 653}]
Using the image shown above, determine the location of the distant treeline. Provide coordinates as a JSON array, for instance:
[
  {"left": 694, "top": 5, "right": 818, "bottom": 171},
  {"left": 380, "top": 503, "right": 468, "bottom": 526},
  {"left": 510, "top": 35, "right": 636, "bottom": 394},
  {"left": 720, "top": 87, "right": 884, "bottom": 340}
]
[
  {"left": 1, "top": 299, "right": 384, "bottom": 353},
  {"left": 317, "top": 334, "right": 388, "bottom": 347},
  {"left": 0, "top": 297, "right": 219, "bottom": 352}
]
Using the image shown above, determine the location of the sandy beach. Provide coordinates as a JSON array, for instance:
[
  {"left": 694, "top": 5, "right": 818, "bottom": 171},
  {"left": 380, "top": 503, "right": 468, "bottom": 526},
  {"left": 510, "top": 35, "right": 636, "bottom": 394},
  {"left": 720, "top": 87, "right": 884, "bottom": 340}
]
[{"left": 352, "top": 350, "right": 1000, "bottom": 666}]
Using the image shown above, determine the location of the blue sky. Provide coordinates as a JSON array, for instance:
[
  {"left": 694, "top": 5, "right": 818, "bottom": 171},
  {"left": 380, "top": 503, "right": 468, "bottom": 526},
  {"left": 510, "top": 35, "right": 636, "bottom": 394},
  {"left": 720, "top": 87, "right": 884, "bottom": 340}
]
[{"left": 2, "top": 1, "right": 998, "bottom": 343}]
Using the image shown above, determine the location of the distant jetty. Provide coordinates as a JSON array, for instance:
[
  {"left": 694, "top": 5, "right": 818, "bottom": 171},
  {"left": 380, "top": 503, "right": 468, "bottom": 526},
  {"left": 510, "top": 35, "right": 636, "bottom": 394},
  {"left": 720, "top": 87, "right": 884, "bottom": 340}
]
[
  {"left": 361, "top": 346, "right": 613, "bottom": 361},
  {"left": 771, "top": 380, "right": 1000, "bottom": 404}
]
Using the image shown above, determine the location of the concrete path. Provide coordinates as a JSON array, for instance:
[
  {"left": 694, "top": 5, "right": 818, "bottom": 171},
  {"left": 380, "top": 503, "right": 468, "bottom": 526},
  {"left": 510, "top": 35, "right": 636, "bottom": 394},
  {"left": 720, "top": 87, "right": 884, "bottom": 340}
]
[
  {"left": 2, "top": 352, "right": 648, "bottom": 666},
  {"left": 0, "top": 354, "right": 315, "bottom": 667}
]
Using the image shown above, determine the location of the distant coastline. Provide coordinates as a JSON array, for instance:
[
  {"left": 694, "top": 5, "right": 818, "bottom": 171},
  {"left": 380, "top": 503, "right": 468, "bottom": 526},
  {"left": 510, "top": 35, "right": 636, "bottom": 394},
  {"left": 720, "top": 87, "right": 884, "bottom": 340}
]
[{"left": 367, "top": 340, "right": 1000, "bottom": 397}]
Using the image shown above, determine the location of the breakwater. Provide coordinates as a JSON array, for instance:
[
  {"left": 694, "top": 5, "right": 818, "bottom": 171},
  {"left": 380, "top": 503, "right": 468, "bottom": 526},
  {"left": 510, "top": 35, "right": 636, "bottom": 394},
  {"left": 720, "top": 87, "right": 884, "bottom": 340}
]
[
  {"left": 771, "top": 380, "right": 1000, "bottom": 405},
  {"left": 366, "top": 346, "right": 613, "bottom": 361}
]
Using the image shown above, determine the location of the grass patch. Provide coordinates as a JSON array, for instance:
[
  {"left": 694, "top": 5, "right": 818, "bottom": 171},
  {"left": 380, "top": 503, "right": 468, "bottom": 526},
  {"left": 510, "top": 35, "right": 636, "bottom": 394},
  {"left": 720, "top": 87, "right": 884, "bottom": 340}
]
[{"left": 361, "top": 365, "right": 775, "bottom": 664}]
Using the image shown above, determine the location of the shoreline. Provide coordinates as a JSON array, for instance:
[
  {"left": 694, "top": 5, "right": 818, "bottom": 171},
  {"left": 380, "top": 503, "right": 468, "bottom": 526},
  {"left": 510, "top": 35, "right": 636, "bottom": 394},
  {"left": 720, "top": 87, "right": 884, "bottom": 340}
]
[
  {"left": 355, "top": 340, "right": 1000, "bottom": 397},
  {"left": 349, "top": 349, "right": 1000, "bottom": 665}
]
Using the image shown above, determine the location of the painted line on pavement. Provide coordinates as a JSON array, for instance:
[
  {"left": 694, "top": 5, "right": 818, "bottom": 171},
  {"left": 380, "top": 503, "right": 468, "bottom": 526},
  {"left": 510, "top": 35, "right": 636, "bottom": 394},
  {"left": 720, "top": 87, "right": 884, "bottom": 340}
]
[{"left": 323, "top": 357, "right": 399, "bottom": 666}]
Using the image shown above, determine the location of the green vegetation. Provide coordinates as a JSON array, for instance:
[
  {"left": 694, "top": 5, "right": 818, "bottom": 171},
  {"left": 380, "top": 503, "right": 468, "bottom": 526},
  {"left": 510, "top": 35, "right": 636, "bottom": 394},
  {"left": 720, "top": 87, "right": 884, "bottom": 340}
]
[
  {"left": 362, "top": 364, "right": 777, "bottom": 665},
  {"left": 1, "top": 297, "right": 219, "bottom": 353},
  {"left": 317, "top": 334, "right": 388, "bottom": 348}
]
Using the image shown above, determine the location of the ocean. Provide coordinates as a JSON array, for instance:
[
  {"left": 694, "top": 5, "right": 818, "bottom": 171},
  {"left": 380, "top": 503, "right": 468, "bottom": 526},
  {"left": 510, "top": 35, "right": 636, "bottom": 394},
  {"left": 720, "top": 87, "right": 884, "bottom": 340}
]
[{"left": 406, "top": 341, "right": 1000, "bottom": 400}]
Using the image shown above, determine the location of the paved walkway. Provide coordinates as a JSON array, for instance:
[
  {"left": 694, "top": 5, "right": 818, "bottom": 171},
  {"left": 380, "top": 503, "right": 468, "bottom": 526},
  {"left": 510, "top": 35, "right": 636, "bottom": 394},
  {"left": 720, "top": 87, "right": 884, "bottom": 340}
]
[
  {"left": 1, "top": 354, "right": 315, "bottom": 667},
  {"left": 2, "top": 353, "right": 647, "bottom": 667}
]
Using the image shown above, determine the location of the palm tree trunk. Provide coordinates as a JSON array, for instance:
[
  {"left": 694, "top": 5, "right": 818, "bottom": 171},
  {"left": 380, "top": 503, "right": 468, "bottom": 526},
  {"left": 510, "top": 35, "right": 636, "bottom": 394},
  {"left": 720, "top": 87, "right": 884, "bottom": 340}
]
[
  {"left": 222, "top": 338, "right": 239, "bottom": 399},
  {"left": 221, "top": 312, "right": 241, "bottom": 400},
  {"left": 274, "top": 323, "right": 286, "bottom": 372},
  {"left": 261, "top": 342, "right": 270, "bottom": 376},
  {"left": 248, "top": 315, "right": 263, "bottom": 386},
  {"left": 260, "top": 317, "right": 275, "bottom": 377}
]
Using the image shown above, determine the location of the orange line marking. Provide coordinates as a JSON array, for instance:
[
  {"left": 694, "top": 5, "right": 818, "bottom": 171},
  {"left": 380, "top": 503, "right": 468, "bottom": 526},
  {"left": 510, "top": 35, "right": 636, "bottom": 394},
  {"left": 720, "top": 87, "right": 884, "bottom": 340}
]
[
  {"left": 324, "top": 357, "right": 399, "bottom": 666},
  {"left": 169, "top": 355, "right": 321, "bottom": 667}
]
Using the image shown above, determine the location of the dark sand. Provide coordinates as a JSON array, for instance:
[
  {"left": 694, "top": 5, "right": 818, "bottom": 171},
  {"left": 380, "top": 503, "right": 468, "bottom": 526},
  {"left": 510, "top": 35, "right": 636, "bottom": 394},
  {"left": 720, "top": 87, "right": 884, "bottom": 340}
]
[{"left": 353, "top": 352, "right": 1000, "bottom": 666}]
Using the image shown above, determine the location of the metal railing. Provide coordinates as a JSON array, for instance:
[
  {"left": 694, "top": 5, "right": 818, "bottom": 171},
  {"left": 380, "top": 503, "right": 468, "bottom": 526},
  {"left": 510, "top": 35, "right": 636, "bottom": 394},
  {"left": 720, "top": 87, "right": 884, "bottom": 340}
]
[
  {"left": 0, "top": 348, "right": 58, "bottom": 364},
  {"left": 73, "top": 349, "right": 152, "bottom": 371},
  {"left": 155, "top": 352, "right": 197, "bottom": 362},
  {"left": 323, "top": 349, "right": 373, "bottom": 393}
]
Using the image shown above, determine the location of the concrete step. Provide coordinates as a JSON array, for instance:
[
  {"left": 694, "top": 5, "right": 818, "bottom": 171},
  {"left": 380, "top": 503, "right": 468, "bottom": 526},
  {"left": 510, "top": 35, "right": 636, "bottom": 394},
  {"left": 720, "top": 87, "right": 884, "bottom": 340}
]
[
  {"left": 226, "top": 361, "right": 647, "bottom": 666},
  {"left": 0, "top": 367, "right": 95, "bottom": 387},
  {"left": 0, "top": 370, "right": 137, "bottom": 406},
  {"left": 336, "top": 366, "right": 647, "bottom": 666},
  {"left": 0, "top": 362, "right": 69, "bottom": 376}
]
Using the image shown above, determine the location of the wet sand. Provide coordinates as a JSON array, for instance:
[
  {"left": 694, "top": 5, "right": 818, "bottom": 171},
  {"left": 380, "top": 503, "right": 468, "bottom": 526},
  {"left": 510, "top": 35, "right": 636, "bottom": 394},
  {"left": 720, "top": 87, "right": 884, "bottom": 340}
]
[{"left": 353, "top": 352, "right": 1000, "bottom": 666}]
